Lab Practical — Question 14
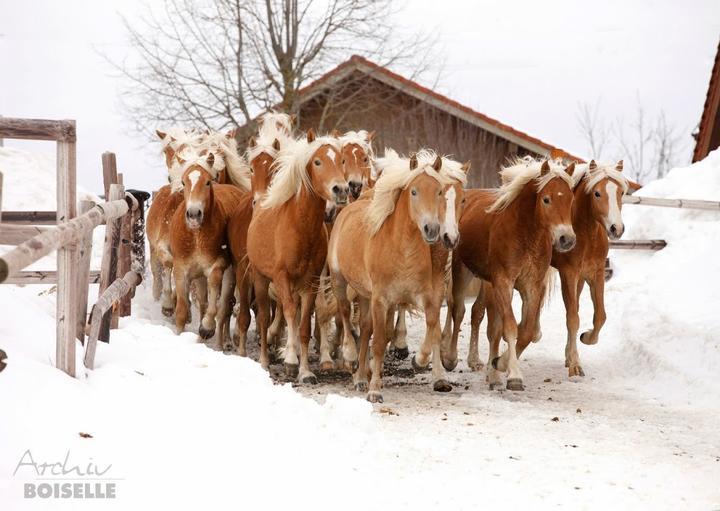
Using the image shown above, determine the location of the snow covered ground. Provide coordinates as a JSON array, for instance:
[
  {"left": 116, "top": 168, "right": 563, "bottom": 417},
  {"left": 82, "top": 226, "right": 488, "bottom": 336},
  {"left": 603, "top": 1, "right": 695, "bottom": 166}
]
[{"left": 1, "top": 147, "right": 719, "bottom": 509}]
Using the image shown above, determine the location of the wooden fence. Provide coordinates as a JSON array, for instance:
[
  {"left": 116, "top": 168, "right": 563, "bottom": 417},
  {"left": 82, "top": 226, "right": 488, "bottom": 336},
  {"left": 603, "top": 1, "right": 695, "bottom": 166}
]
[{"left": 0, "top": 117, "right": 149, "bottom": 377}]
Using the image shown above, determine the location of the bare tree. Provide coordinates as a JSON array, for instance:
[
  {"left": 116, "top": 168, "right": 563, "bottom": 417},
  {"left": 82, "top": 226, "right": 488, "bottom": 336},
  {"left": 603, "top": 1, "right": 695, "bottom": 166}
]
[
  {"left": 107, "top": 0, "right": 437, "bottom": 136},
  {"left": 576, "top": 100, "right": 609, "bottom": 160},
  {"left": 615, "top": 98, "right": 655, "bottom": 184},
  {"left": 651, "top": 111, "right": 682, "bottom": 179}
]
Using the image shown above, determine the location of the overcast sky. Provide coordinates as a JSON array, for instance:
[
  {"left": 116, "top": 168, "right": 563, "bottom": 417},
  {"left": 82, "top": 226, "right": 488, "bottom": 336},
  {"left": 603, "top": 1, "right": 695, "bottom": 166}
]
[{"left": 1, "top": 0, "right": 719, "bottom": 194}]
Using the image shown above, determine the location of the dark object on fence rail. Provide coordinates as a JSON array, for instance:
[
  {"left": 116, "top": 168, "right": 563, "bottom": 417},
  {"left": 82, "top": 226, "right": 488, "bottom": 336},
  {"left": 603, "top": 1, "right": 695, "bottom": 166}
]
[
  {"left": 1, "top": 211, "right": 58, "bottom": 225},
  {"left": 609, "top": 239, "right": 667, "bottom": 251},
  {"left": 0, "top": 349, "right": 6, "bottom": 373}
]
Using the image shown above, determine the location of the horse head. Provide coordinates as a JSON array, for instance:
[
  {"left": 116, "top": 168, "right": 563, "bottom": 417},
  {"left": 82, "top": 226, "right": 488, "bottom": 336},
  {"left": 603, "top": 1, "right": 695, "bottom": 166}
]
[{"left": 536, "top": 160, "right": 576, "bottom": 252}]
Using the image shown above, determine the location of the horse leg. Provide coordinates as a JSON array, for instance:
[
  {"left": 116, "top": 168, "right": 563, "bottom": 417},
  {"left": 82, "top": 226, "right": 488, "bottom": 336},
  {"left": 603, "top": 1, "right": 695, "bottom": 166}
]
[
  {"left": 581, "top": 270, "right": 606, "bottom": 346},
  {"left": 150, "top": 247, "right": 163, "bottom": 301},
  {"left": 485, "top": 292, "right": 504, "bottom": 389},
  {"left": 392, "top": 305, "right": 409, "bottom": 359},
  {"left": 316, "top": 276, "right": 335, "bottom": 372},
  {"left": 253, "top": 273, "right": 272, "bottom": 370},
  {"left": 426, "top": 299, "right": 452, "bottom": 392},
  {"left": 194, "top": 277, "right": 208, "bottom": 321},
  {"left": 559, "top": 271, "right": 582, "bottom": 376},
  {"left": 233, "top": 262, "right": 252, "bottom": 357},
  {"left": 267, "top": 302, "right": 285, "bottom": 356},
  {"left": 353, "top": 297, "right": 372, "bottom": 392},
  {"left": 331, "top": 273, "right": 358, "bottom": 373},
  {"left": 298, "top": 290, "right": 317, "bottom": 384},
  {"left": 160, "top": 256, "right": 175, "bottom": 317},
  {"left": 467, "top": 281, "right": 486, "bottom": 372},
  {"left": 215, "top": 267, "right": 235, "bottom": 352},
  {"left": 491, "top": 279, "right": 523, "bottom": 390},
  {"left": 173, "top": 265, "right": 190, "bottom": 335},
  {"left": 367, "top": 296, "right": 389, "bottom": 403},
  {"left": 199, "top": 264, "right": 224, "bottom": 341},
  {"left": 275, "top": 275, "right": 300, "bottom": 378},
  {"left": 441, "top": 261, "right": 473, "bottom": 371}
]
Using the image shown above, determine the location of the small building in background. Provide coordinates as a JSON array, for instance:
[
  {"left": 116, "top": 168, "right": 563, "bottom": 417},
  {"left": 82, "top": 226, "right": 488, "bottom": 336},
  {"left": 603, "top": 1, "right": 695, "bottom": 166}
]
[
  {"left": 693, "top": 40, "right": 720, "bottom": 162},
  {"left": 290, "top": 55, "right": 582, "bottom": 188}
]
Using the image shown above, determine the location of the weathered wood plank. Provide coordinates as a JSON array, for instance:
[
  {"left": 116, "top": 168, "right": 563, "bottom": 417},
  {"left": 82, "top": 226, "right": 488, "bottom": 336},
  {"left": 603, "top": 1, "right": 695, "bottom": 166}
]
[
  {"left": 3, "top": 270, "right": 100, "bottom": 285},
  {"left": 102, "top": 152, "right": 118, "bottom": 200},
  {"left": 623, "top": 195, "right": 720, "bottom": 211},
  {"left": 84, "top": 271, "right": 141, "bottom": 370},
  {"left": 0, "top": 171, "right": 3, "bottom": 222},
  {"left": 0, "top": 199, "right": 130, "bottom": 283},
  {"left": 56, "top": 137, "right": 78, "bottom": 378},
  {"left": 1, "top": 211, "right": 58, "bottom": 225},
  {"left": 116, "top": 204, "right": 132, "bottom": 318},
  {"left": 99, "top": 184, "right": 124, "bottom": 341},
  {"left": 609, "top": 239, "right": 667, "bottom": 251},
  {"left": 0, "top": 224, "right": 50, "bottom": 245},
  {"left": 75, "top": 200, "right": 94, "bottom": 343},
  {"left": 0, "top": 117, "right": 76, "bottom": 142}
]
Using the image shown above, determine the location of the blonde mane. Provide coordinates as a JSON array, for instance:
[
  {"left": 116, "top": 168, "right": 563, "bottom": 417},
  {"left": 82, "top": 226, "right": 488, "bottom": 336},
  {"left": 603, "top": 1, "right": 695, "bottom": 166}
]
[
  {"left": 366, "top": 149, "right": 452, "bottom": 235},
  {"left": 488, "top": 156, "right": 574, "bottom": 213},
  {"left": 159, "top": 127, "right": 204, "bottom": 153},
  {"left": 247, "top": 112, "right": 294, "bottom": 162},
  {"left": 200, "top": 132, "right": 252, "bottom": 192},
  {"left": 573, "top": 162, "right": 629, "bottom": 194},
  {"left": 168, "top": 149, "right": 216, "bottom": 193},
  {"left": 260, "top": 135, "right": 342, "bottom": 209}
]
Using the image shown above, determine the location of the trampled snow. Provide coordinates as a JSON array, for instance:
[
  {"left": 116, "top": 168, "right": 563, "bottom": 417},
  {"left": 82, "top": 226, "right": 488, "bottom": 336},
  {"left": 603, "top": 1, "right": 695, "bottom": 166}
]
[{"left": 0, "top": 147, "right": 718, "bottom": 509}]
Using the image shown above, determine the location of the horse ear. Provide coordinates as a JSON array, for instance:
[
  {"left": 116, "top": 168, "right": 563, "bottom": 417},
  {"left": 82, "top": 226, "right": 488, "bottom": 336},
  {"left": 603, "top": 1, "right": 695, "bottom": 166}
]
[
  {"left": 540, "top": 160, "right": 551, "bottom": 176},
  {"left": 156, "top": 129, "right": 167, "bottom": 140},
  {"left": 432, "top": 155, "right": 442, "bottom": 171},
  {"left": 206, "top": 152, "right": 215, "bottom": 168},
  {"left": 461, "top": 161, "right": 471, "bottom": 173},
  {"left": 367, "top": 130, "right": 377, "bottom": 142},
  {"left": 409, "top": 154, "right": 418, "bottom": 170},
  {"left": 290, "top": 113, "right": 297, "bottom": 125},
  {"left": 176, "top": 155, "right": 187, "bottom": 166},
  {"left": 589, "top": 159, "right": 598, "bottom": 171},
  {"left": 226, "top": 128, "right": 237, "bottom": 139},
  {"left": 272, "top": 138, "right": 281, "bottom": 151},
  {"left": 565, "top": 162, "right": 576, "bottom": 176},
  {"left": 616, "top": 159, "right": 624, "bottom": 172},
  {"left": 330, "top": 129, "right": 341, "bottom": 138},
  {"left": 248, "top": 136, "right": 257, "bottom": 148},
  {"left": 307, "top": 128, "right": 316, "bottom": 143}
]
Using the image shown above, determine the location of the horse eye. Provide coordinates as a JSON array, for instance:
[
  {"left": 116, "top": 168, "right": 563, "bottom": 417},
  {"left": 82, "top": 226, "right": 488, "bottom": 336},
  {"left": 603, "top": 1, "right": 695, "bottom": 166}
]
[
  {"left": 364, "top": 157, "right": 369, "bottom": 163},
  {"left": 594, "top": 190, "right": 601, "bottom": 198},
  {"left": 342, "top": 159, "right": 345, "bottom": 165},
  {"left": 462, "top": 198, "right": 466, "bottom": 204},
  {"left": 438, "top": 190, "right": 442, "bottom": 196},
  {"left": 206, "top": 181, "right": 211, "bottom": 187},
  {"left": 314, "top": 159, "right": 321, "bottom": 166},
  {"left": 543, "top": 196, "right": 550, "bottom": 204},
  {"left": 411, "top": 189, "right": 417, "bottom": 196}
]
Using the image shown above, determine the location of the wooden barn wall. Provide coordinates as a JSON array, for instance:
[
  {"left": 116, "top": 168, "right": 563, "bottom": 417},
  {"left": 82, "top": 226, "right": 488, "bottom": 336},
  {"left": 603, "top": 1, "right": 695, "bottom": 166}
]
[{"left": 297, "top": 74, "right": 540, "bottom": 188}]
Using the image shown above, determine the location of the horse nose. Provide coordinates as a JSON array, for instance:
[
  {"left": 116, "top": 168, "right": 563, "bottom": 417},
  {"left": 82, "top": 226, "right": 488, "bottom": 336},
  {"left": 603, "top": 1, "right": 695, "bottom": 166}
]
[
  {"left": 609, "top": 223, "right": 624, "bottom": 239},
  {"left": 185, "top": 207, "right": 203, "bottom": 226},
  {"left": 332, "top": 184, "right": 349, "bottom": 205},
  {"left": 348, "top": 181, "right": 362, "bottom": 199},
  {"left": 558, "top": 233, "right": 576, "bottom": 252},
  {"left": 442, "top": 232, "right": 458, "bottom": 249},
  {"left": 423, "top": 223, "right": 440, "bottom": 243}
]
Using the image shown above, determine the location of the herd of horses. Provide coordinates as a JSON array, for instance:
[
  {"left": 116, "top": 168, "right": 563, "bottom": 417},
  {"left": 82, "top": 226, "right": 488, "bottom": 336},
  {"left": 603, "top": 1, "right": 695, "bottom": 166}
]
[{"left": 146, "top": 112, "right": 629, "bottom": 403}]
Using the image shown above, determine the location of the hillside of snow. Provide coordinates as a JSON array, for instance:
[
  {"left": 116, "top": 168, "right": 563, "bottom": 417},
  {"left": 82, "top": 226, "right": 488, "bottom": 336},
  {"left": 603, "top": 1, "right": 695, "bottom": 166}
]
[{"left": 0, "top": 147, "right": 719, "bottom": 509}]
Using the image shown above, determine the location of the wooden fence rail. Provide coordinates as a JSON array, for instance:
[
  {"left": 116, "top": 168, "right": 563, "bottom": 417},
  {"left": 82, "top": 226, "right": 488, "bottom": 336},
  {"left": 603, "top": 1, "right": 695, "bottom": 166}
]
[{"left": 623, "top": 195, "right": 720, "bottom": 211}]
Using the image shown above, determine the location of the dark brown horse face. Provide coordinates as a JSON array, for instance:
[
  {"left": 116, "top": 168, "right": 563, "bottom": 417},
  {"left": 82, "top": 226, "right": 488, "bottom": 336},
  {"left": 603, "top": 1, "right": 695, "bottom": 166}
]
[
  {"left": 407, "top": 173, "right": 446, "bottom": 244},
  {"left": 441, "top": 182, "right": 465, "bottom": 249},
  {"left": 341, "top": 143, "right": 371, "bottom": 200},
  {"left": 537, "top": 176, "right": 576, "bottom": 252},
  {"left": 308, "top": 144, "right": 349, "bottom": 206},
  {"left": 590, "top": 177, "right": 625, "bottom": 240},
  {"left": 250, "top": 152, "right": 276, "bottom": 203},
  {"left": 181, "top": 162, "right": 214, "bottom": 230}
]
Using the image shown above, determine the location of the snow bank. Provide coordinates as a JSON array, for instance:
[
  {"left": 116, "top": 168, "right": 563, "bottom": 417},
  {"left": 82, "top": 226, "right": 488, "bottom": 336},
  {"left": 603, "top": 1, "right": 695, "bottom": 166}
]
[{"left": 605, "top": 149, "right": 720, "bottom": 404}]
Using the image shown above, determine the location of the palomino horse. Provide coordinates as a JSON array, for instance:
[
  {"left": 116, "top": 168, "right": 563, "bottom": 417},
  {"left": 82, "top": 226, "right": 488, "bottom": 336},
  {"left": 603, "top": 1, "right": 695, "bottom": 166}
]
[
  {"left": 169, "top": 151, "right": 247, "bottom": 345},
  {"left": 444, "top": 159, "right": 576, "bottom": 390},
  {"left": 339, "top": 130, "right": 376, "bottom": 199},
  {"left": 227, "top": 112, "right": 295, "bottom": 356},
  {"left": 328, "top": 150, "right": 468, "bottom": 402},
  {"left": 247, "top": 129, "right": 349, "bottom": 382}
]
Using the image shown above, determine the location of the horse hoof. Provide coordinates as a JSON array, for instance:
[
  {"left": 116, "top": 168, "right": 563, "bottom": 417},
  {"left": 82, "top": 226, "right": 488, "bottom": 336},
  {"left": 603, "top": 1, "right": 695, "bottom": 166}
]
[
  {"left": 491, "top": 356, "right": 500, "bottom": 370},
  {"left": 569, "top": 366, "right": 585, "bottom": 377},
  {"left": 342, "top": 360, "right": 358, "bottom": 373},
  {"left": 580, "top": 331, "right": 598, "bottom": 345},
  {"left": 300, "top": 374, "right": 318, "bottom": 385},
  {"left": 488, "top": 382, "right": 502, "bottom": 391},
  {"left": 354, "top": 381, "right": 368, "bottom": 392},
  {"left": 284, "top": 363, "right": 299, "bottom": 378},
  {"left": 441, "top": 357, "right": 458, "bottom": 372},
  {"left": 161, "top": 307, "right": 174, "bottom": 317},
  {"left": 394, "top": 347, "right": 409, "bottom": 360},
  {"left": 221, "top": 342, "right": 234, "bottom": 354},
  {"left": 411, "top": 355, "right": 428, "bottom": 372},
  {"left": 468, "top": 360, "right": 483, "bottom": 372},
  {"left": 506, "top": 378, "right": 525, "bottom": 391},
  {"left": 319, "top": 361, "right": 335, "bottom": 372},
  {"left": 367, "top": 391, "right": 383, "bottom": 403},
  {"left": 198, "top": 326, "right": 215, "bottom": 340},
  {"left": 433, "top": 379, "right": 453, "bottom": 392}
]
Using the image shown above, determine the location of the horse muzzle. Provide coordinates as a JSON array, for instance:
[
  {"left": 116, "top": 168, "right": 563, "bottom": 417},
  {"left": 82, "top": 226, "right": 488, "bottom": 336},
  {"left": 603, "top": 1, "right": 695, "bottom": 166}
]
[
  {"left": 442, "top": 232, "right": 459, "bottom": 250},
  {"left": 348, "top": 181, "right": 363, "bottom": 200},
  {"left": 422, "top": 222, "right": 441, "bottom": 244},
  {"left": 553, "top": 230, "right": 576, "bottom": 252},
  {"left": 607, "top": 222, "right": 624, "bottom": 240},
  {"left": 331, "top": 184, "right": 350, "bottom": 205},
  {"left": 185, "top": 207, "right": 203, "bottom": 230}
]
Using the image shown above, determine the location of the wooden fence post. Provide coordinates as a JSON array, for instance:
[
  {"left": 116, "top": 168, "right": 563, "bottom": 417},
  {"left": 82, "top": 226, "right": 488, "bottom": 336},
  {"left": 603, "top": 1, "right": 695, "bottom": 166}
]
[
  {"left": 102, "top": 152, "right": 118, "bottom": 200},
  {"left": 55, "top": 122, "right": 77, "bottom": 377},
  {"left": 116, "top": 183, "right": 132, "bottom": 318},
  {"left": 0, "top": 170, "right": 4, "bottom": 223},
  {"left": 75, "top": 200, "right": 95, "bottom": 342},
  {"left": 98, "top": 183, "right": 123, "bottom": 342}
]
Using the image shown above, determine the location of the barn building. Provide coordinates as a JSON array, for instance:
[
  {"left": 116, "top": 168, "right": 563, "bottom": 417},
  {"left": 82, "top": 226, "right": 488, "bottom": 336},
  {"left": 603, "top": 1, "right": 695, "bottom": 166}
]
[
  {"left": 280, "top": 55, "right": 583, "bottom": 188},
  {"left": 693, "top": 40, "right": 720, "bottom": 162}
]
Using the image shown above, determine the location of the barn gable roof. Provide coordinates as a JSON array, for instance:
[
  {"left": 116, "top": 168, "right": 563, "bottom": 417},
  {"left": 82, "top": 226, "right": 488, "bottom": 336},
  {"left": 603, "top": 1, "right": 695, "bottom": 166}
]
[
  {"left": 297, "top": 55, "right": 584, "bottom": 162},
  {"left": 693, "top": 40, "right": 720, "bottom": 162}
]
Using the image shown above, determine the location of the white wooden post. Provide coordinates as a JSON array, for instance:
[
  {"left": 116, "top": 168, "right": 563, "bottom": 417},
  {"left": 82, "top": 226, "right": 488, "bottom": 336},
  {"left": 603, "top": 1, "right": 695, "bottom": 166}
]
[
  {"left": 75, "top": 200, "right": 95, "bottom": 342},
  {"left": 56, "top": 123, "right": 78, "bottom": 377}
]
